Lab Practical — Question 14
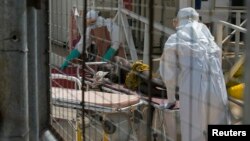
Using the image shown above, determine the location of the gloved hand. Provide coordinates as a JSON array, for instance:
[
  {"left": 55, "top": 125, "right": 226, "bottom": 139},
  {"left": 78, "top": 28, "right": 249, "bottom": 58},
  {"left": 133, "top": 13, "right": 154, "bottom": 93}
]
[
  {"left": 163, "top": 102, "right": 176, "bottom": 109},
  {"left": 60, "top": 61, "right": 69, "bottom": 70},
  {"left": 102, "top": 47, "right": 117, "bottom": 62},
  {"left": 60, "top": 49, "right": 81, "bottom": 70}
]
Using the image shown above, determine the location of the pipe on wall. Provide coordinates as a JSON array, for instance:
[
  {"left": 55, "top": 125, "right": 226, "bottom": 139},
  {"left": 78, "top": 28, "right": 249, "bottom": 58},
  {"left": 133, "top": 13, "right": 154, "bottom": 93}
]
[{"left": 27, "top": 6, "right": 39, "bottom": 141}]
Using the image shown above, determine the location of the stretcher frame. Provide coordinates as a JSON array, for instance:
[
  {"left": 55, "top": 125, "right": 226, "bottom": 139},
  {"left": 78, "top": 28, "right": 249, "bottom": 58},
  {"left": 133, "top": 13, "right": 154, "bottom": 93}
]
[
  {"left": 51, "top": 72, "right": 143, "bottom": 141},
  {"left": 73, "top": 64, "right": 181, "bottom": 140},
  {"left": 51, "top": 58, "right": 182, "bottom": 141}
]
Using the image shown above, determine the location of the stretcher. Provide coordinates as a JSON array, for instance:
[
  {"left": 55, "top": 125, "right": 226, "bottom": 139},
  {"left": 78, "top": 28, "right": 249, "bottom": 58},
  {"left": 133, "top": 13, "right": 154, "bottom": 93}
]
[
  {"left": 51, "top": 87, "right": 141, "bottom": 112},
  {"left": 51, "top": 67, "right": 181, "bottom": 140},
  {"left": 51, "top": 73, "right": 143, "bottom": 141}
]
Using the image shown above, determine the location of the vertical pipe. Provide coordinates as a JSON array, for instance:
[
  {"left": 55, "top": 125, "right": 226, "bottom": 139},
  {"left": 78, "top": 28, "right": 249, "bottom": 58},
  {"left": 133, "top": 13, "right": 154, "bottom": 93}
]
[
  {"left": 134, "top": 0, "right": 138, "bottom": 47},
  {"left": 121, "top": 13, "right": 138, "bottom": 61},
  {"left": 235, "top": 12, "right": 241, "bottom": 61},
  {"left": 142, "top": 0, "right": 146, "bottom": 42},
  {"left": 210, "top": 0, "right": 216, "bottom": 34},
  {"left": 179, "top": 0, "right": 190, "bottom": 9},
  {"left": 138, "top": 0, "right": 142, "bottom": 48},
  {"left": 216, "top": 23, "right": 223, "bottom": 48},
  {"left": 82, "top": 0, "right": 87, "bottom": 140},
  {"left": 118, "top": 0, "right": 122, "bottom": 52},
  {"left": 0, "top": 0, "right": 29, "bottom": 140},
  {"left": 215, "top": 23, "right": 223, "bottom": 65},
  {"left": 37, "top": 0, "right": 50, "bottom": 133},
  {"left": 93, "top": 0, "right": 96, "bottom": 9},
  {"left": 146, "top": 0, "right": 154, "bottom": 141},
  {"left": 160, "top": 0, "right": 165, "bottom": 50},
  {"left": 27, "top": 6, "right": 39, "bottom": 141},
  {"left": 243, "top": 0, "right": 250, "bottom": 124},
  {"left": 143, "top": 24, "right": 149, "bottom": 64}
]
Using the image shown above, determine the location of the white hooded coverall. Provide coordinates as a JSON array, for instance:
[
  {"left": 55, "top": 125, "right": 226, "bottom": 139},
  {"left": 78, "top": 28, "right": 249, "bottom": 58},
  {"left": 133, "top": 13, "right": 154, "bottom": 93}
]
[
  {"left": 159, "top": 7, "right": 230, "bottom": 141},
  {"left": 61, "top": 10, "right": 121, "bottom": 69},
  {"left": 75, "top": 10, "right": 120, "bottom": 54}
]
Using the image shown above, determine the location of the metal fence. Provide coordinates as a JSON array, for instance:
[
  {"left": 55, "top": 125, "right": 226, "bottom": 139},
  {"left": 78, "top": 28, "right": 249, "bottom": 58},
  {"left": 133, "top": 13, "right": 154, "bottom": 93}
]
[
  {"left": 48, "top": 0, "right": 249, "bottom": 141},
  {"left": 0, "top": 0, "right": 248, "bottom": 141}
]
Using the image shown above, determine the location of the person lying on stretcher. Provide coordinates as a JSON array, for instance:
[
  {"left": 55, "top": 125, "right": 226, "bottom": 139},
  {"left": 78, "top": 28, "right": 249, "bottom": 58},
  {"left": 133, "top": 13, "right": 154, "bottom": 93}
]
[
  {"left": 61, "top": 10, "right": 121, "bottom": 70},
  {"left": 96, "top": 56, "right": 179, "bottom": 103}
]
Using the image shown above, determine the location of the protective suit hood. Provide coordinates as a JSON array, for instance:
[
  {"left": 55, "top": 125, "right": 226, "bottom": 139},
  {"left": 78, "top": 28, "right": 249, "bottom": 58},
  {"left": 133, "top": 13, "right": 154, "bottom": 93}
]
[
  {"left": 172, "top": 7, "right": 221, "bottom": 56},
  {"left": 86, "top": 10, "right": 99, "bottom": 20},
  {"left": 168, "top": 21, "right": 221, "bottom": 58},
  {"left": 177, "top": 7, "right": 199, "bottom": 27}
]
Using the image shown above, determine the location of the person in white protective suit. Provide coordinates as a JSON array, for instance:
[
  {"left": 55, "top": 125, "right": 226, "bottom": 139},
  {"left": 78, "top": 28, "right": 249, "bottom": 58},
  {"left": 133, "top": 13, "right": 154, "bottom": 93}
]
[
  {"left": 61, "top": 10, "right": 121, "bottom": 70},
  {"left": 159, "top": 7, "right": 231, "bottom": 141}
]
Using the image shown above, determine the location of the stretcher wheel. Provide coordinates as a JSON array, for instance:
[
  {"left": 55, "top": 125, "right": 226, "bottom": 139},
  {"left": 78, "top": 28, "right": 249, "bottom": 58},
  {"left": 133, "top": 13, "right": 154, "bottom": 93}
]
[{"left": 103, "top": 120, "right": 116, "bottom": 134}]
